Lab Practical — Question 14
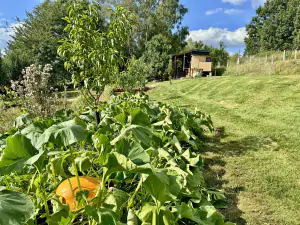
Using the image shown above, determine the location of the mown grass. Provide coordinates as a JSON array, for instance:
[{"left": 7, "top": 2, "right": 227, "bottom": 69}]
[
  {"left": 0, "top": 106, "right": 22, "bottom": 133},
  {"left": 148, "top": 75, "right": 300, "bottom": 225}
]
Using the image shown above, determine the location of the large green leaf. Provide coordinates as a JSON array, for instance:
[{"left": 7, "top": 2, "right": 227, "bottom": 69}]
[
  {"left": 111, "top": 125, "right": 152, "bottom": 146},
  {"left": 0, "top": 134, "right": 39, "bottom": 175},
  {"left": 129, "top": 108, "right": 150, "bottom": 126},
  {"left": 21, "top": 119, "right": 55, "bottom": 148},
  {"left": 142, "top": 169, "right": 182, "bottom": 204},
  {"left": 102, "top": 152, "right": 152, "bottom": 176},
  {"left": 36, "top": 119, "right": 88, "bottom": 149},
  {"left": 136, "top": 203, "right": 175, "bottom": 225},
  {"left": 115, "top": 139, "right": 150, "bottom": 165},
  {"left": 85, "top": 206, "right": 118, "bottom": 225},
  {"left": 127, "top": 209, "right": 138, "bottom": 225},
  {"left": 103, "top": 188, "right": 128, "bottom": 217},
  {"left": 13, "top": 114, "right": 34, "bottom": 128},
  {"left": 0, "top": 190, "right": 35, "bottom": 225}
]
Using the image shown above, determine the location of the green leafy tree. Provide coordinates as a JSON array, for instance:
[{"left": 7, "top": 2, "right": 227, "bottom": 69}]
[
  {"left": 141, "top": 34, "right": 173, "bottom": 81},
  {"left": 0, "top": 51, "right": 3, "bottom": 84},
  {"left": 294, "top": 5, "right": 300, "bottom": 48},
  {"left": 3, "top": 0, "right": 70, "bottom": 84},
  {"left": 58, "top": 0, "right": 133, "bottom": 123},
  {"left": 184, "top": 38, "right": 204, "bottom": 51},
  {"left": 245, "top": 0, "right": 300, "bottom": 55},
  {"left": 100, "top": 0, "right": 189, "bottom": 57}
]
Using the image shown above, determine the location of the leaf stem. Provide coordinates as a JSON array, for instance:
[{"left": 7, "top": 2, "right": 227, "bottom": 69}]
[
  {"left": 69, "top": 146, "right": 82, "bottom": 192},
  {"left": 127, "top": 176, "right": 143, "bottom": 210}
]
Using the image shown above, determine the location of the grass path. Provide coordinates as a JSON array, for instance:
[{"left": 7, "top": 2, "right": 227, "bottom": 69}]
[{"left": 149, "top": 75, "right": 300, "bottom": 225}]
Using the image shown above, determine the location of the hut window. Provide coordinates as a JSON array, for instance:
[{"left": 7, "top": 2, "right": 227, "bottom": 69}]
[{"left": 206, "top": 57, "right": 211, "bottom": 62}]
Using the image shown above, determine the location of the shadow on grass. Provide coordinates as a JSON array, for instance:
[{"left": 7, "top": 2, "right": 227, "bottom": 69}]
[{"left": 201, "top": 134, "right": 278, "bottom": 225}]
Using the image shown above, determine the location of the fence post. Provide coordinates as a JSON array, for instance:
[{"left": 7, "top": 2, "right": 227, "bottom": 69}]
[
  {"left": 295, "top": 49, "right": 297, "bottom": 60},
  {"left": 250, "top": 56, "right": 252, "bottom": 63},
  {"left": 283, "top": 50, "right": 286, "bottom": 61},
  {"left": 236, "top": 57, "right": 240, "bottom": 75},
  {"left": 265, "top": 53, "right": 268, "bottom": 62}
]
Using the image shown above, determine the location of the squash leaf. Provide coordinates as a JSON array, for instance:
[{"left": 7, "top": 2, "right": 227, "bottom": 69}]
[{"left": 0, "top": 190, "right": 34, "bottom": 225}]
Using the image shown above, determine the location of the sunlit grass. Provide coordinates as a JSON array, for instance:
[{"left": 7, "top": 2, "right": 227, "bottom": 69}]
[{"left": 149, "top": 75, "right": 300, "bottom": 225}]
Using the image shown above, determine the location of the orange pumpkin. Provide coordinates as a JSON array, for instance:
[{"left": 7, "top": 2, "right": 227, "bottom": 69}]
[{"left": 56, "top": 176, "right": 100, "bottom": 211}]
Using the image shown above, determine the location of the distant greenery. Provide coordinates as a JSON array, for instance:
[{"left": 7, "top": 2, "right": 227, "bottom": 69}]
[
  {"left": 100, "top": 0, "right": 189, "bottom": 58},
  {"left": 1, "top": 0, "right": 70, "bottom": 84},
  {"left": 245, "top": 0, "right": 300, "bottom": 55},
  {"left": 115, "top": 57, "right": 151, "bottom": 89},
  {"left": 141, "top": 34, "right": 173, "bottom": 81}
]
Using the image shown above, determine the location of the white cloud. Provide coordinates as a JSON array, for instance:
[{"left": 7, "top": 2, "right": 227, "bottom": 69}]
[
  {"left": 206, "top": 8, "right": 223, "bottom": 15},
  {"left": 222, "top": 0, "right": 266, "bottom": 8},
  {"left": 0, "top": 23, "right": 22, "bottom": 51},
  {"left": 188, "top": 27, "right": 247, "bottom": 48},
  {"left": 251, "top": 0, "right": 266, "bottom": 8},
  {"left": 206, "top": 8, "right": 243, "bottom": 15},
  {"left": 224, "top": 9, "right": 243, "bottom": 15},
  {"left": 222, "top": 0, "right": 247, "bottom": 5}
]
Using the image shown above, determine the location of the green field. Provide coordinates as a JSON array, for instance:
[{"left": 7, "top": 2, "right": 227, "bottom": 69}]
[{"left": 149, "top": 75, "right": 300, "bottom": 225}]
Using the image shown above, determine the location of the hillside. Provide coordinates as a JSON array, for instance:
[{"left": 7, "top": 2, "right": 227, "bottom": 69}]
[{"left": 149, "top": 75, "right": 300, "bottom": 225}]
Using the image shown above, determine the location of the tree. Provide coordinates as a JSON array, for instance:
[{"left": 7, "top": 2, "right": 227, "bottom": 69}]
[
  {"left": 99, "top": 0, "right": 189, "bottom": 57},
  {"left": 209, "top": 42, "right": 230, "bottom": 68},
  {"left": 58, "top": 0, "right": 133, "bottom": 124},
  {"left": 141, "top": 34, "right": 173, "bottom": 81},
  {"left": 294, "top": 5, "right": 300, "bottom": 48},
  {"left": 0, "top": 51, "right": 3, "bottom": 84},
  {"left": 3, "top": 0, "right": 70, "bottom": 84},
  {"left": 244, "top": 15, "right": 262, "bottom": 55},
  {"left": 184, "top": 38, "right": 204, "bottom": 51},
  {"left": 245, "top": 0, "right": 300, "bottom": 55}
]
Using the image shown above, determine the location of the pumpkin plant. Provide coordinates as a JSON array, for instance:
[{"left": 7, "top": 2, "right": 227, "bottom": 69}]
[{"left": 0, "top": 92, "right": 234, "bottom": 225}]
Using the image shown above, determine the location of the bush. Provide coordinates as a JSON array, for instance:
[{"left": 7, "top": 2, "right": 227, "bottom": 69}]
[
  {"left": 115, "top": 57, "right": 151, "bottom": 89},
  {"left": 11, "top": 64, "right": 61, "bottom": 117}
]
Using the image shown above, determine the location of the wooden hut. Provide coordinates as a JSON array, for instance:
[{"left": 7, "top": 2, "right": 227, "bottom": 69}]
[{"left": 172, "top": 50, "right": 212, "bottom": 78}]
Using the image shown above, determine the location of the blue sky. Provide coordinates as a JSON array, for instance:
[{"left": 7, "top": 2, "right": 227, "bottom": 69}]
[{"left": 0, "top": 0, "right": 266, "bottom": 54}]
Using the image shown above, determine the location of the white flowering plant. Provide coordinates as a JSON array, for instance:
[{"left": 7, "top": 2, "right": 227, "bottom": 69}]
[{"left": 11, "top": 64, "right": 59, "bottom": 117}]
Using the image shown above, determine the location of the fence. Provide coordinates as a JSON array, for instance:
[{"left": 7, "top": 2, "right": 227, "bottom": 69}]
[{"left": 226, "top": 49, "right": 300, "bottom": 76}]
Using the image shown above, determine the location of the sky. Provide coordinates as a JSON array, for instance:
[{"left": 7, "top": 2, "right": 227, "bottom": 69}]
[{"left": 0, "top": 0, "right": 267, "bottom": 55}]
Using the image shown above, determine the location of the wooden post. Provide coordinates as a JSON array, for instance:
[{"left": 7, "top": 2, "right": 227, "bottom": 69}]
[
  {"left": 174, "top": 56, "right": 177, "bottom": 79},
  {"left": 250, "top": 56, "right": 252, "bottom": 63},
  {"left": 236, "top": 57, "right": 240, "bottom": 74},
  {"left": 183, "top": 54, "right": 185, "bottom": 74},
  {"left": 265, "top": 53, "right": 268, "bottom": 62},
  {"left": 283, "top": 50, "right": 286, "bottom": 61},
  {"left": 271, "top": 54, "right": 274, "bottom": 74},
  {"left": 295, "top": 49, "right": 297, "bottom": 60}
]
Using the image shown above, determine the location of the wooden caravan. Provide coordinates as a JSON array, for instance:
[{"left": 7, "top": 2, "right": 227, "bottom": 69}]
[{"left": 172, "top": 50, "right": 212, "bottom": 78}]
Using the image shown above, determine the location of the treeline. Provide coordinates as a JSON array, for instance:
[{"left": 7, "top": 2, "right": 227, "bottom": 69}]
[
  {"left": 245, "top": 0, "right": 300, "bottom": 55},
  {"left": 0, "top": 0, "right": 229, "bottom": 86}
]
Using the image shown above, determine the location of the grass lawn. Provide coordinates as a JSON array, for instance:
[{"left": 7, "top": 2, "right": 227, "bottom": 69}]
[{"left": 148, "top": 75, "right": 300, "bottom": 225}]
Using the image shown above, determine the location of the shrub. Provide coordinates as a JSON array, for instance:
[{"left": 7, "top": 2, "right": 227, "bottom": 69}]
[
  {"left": 11, "top": 64, "right": 60, "bottom": 117},
  {"left": 115, "top": 57, "right": 151, "bottom": 89}
]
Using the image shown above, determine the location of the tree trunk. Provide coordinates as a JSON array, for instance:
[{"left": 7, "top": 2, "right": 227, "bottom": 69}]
[{"left": 95, "top": 110, "right": 100, "bottom": 126}]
